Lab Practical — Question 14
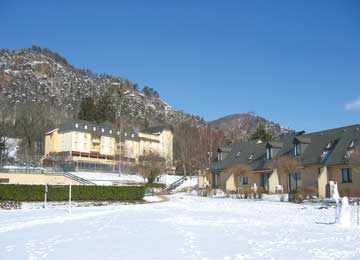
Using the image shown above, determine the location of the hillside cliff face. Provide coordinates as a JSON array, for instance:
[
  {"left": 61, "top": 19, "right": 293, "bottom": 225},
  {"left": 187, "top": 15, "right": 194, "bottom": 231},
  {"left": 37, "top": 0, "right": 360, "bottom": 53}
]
[
  {"left": 0, "top": 47, "right": 201, "bottom": 130},
  {"left": 0, "top": 46, "right": 292, "bottom": 146},
  {"left": 209, "top": 113, "right": 293, "bottom": 142}
]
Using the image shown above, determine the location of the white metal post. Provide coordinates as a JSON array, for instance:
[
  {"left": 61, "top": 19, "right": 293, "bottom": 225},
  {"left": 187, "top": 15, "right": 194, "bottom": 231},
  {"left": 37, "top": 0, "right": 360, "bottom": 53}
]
[
  {"left": 69, "top": 181, "right": 72, "bottom": 214},
  {"left": 44, "top": 184, "right": 48, "bottom": 208},
  {"left": 357, "top": 201, "right": 359, "bottom": 226}
]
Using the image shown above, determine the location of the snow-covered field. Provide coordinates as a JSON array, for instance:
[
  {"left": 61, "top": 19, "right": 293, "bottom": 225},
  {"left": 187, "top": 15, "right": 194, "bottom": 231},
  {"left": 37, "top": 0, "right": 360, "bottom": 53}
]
[{"left": 1, "top": 194, "right": 360, "bottom": 260}]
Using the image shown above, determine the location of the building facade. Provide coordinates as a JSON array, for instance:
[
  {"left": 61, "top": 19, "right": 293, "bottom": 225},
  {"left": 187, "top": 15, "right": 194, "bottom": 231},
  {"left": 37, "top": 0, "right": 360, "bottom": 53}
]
[
  {"left": 200, "top": 124, "right": 360, "bottom": 198},
  {"left": 44, "top": 120, "right": 173, "bottom": 172}
]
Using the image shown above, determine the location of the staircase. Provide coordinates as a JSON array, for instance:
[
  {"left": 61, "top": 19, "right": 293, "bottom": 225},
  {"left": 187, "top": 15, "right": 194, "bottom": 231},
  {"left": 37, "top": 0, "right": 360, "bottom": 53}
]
[
  {"left": 163, "top": 176, "right": 187, "bottom": 192},
  {"left": 62, "top": 172, "right": 96, "bottom": 185}
]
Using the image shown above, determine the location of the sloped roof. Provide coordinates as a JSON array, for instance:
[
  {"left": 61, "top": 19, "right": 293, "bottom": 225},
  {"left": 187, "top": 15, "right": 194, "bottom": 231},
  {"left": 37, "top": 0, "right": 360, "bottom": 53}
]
[
  {"left": 294, "top": 136, "right": 312, "bottom": 144},
  {"left": 140, "top": 126, "right": 172, "bottom": 134},
  {"left": 54, "top": 119, "right": 140, "bottom": 140},
  {"left": 210, "top": 124, "right": 360, "bottom": 172}
]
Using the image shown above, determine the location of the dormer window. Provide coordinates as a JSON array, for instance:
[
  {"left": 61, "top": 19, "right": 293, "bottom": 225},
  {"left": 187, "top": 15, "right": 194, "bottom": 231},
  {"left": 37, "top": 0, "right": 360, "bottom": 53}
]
[
  {"left": 348, "top": 140, "right": 355, "bottom": 149},
  {"left": 75, "top": 123, "right": 78, "bottom": 128},
  {"left": 101, "top": 128, "right": 105, "bottom": 133},
  {"left": 117, "top": 131, "right": 120, "bottom": 135},
  {"left": 131, "top": 134, "right": 134, "bottom": 138},
  {"left": 84, "top": 125, "right": 88, "bottom": 130},
  {"left": 345, "top": 140, "right": 356, "bottom": 161},
  {"left": 109, "top": 130, "right": 112, "bottom": 134},
  {"left": 235, "top": 151, "right": 241, "bottom": 157},
  {"left": 326, "top": 142, "right": 333, "bottom": 149},
  {"left": 93, "top": 127, "right": 96, "bottom": 131},
  {"left": 266, "top": 147, "right": 272, "bottom": 160},
  {"left": 294, "top": 143, "right": 301, "bottom": 156},
  {"left": 124, "top": 133, "right": 128, "bottom": 137},
  {"left": 321, "top": 141, "right": 336, "bottom": 162},
  {"left": 218, "top": 149, "right": 223, "bottom": 161},
  {"left": 248, "top": 154, "right": 254, "bottom": 160}
]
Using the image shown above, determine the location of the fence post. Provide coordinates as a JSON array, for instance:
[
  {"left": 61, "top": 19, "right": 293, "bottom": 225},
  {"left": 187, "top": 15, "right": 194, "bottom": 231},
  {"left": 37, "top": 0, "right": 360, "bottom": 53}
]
[
  {"left": 69, "top": 181, "right": 72, "bottom": 214},
  {"left": 357, "top": 201, "right": 359, "bottom": 227},
  {"left": 44, "top": 184, "right": 48, "bottom": 208}
]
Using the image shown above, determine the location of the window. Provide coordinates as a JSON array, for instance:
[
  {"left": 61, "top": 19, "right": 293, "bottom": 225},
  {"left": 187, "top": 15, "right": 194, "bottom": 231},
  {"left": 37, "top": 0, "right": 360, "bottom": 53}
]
[
  {"left": 84, "top": 125, "right": 88, "bottom": 130},
  {"left": 321, "top": 150, "right": 330, "bottom": 162},
  {"left": 218, "top": 152, "right": 223, "bottom": 161},
  {"left": 294, "top": 143, "right": 301, "bottom": 156},
  {"left": 341, "top": 168, "right": 352, "bottom": 183},
  {"left": 242, "top": 176, "right": 248, "bottom": 185},
  {"left": 75, "top": 123, "right": 78, "bottom": 128},
  {"left": 321, "top": 141, "right": 336, "bottom": 163},
  {"left": 348, "top": 140, "right": 355, "bottom": 149},
  {"left": 266, "top": 147, "right": 272, "bottom": 160}
]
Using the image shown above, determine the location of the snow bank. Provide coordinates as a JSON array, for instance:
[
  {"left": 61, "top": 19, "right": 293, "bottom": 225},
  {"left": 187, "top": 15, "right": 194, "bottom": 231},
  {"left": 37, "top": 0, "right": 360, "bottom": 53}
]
[
  {"left": 70, "top": 172, "right": 145, "bottom": 185},
  {"left": 262, "top": 194, "right": 289, "bottom": 202}
]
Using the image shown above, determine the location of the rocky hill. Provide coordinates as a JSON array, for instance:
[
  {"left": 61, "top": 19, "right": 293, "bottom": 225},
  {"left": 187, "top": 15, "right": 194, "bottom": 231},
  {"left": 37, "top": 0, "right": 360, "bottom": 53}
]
[
  {"left": 0, "top": 46, "right": 292, "bottom": 157},
  {"left": 0, "top": 46, "right": 202, "bottom": 132},
  {"left": 209, "top": 113, "right": 293, "bottom": 142}
]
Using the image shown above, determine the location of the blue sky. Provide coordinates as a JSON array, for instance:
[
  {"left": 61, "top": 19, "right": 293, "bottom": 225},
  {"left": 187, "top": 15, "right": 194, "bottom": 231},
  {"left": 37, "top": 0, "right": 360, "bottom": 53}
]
[{"left": 1, "top": 0, "right": 359, "bottom": 132}]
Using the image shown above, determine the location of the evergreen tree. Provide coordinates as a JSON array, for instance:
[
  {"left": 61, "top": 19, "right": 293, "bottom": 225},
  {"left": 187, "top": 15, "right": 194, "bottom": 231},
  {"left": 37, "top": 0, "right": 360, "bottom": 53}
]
[
  {"left": 95, "top": 93, "right": 116, "bottom": 123},
  {"left": 251, "top": 123, "right": 272, "bottom": 142},
  {"left": 78, "top": 97, "right": 97, "bottom": 122}
]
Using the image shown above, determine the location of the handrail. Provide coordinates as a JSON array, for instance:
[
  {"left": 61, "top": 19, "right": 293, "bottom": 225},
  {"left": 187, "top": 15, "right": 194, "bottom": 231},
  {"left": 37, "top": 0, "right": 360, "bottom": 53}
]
[{"left": 164, "top": 176, "right": 187, "bottom": 191}]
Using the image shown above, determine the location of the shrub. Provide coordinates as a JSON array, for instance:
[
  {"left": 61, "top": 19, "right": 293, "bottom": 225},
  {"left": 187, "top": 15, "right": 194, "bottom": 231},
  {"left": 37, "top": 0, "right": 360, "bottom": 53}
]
[
  {"left": 340, "top": 187, "right": 360, "bottom": 197},
  {"left": 0, "top": 184, "right": 145, "bottom": 202},
  {"left": 145, "top": 183, "right": 166, "bottom": 189}
]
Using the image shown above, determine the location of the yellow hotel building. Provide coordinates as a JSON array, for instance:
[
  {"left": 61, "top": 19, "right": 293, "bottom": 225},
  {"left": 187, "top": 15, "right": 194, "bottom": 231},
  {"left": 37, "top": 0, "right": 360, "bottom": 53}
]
[{"left": 43, "top": 120, "right": 173, "bottom": 172}]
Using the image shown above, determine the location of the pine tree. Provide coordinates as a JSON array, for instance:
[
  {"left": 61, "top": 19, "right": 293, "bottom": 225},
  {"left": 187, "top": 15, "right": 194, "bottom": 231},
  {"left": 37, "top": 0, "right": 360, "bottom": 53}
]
[
  {"left": 95, "top": 93, "right": 115, "bottom": 123},
  {"left": 251, "top": 123, "right": 272, "bottom": 142},
  {"left": 78, "top": 97, "right": 97, "bottom": 122}
]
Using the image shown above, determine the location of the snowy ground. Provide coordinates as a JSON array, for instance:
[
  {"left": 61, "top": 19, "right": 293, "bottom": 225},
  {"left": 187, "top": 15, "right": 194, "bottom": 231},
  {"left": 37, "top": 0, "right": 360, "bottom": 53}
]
[{"left": 1, "top": 194, "right": 360, "bottom": 260}]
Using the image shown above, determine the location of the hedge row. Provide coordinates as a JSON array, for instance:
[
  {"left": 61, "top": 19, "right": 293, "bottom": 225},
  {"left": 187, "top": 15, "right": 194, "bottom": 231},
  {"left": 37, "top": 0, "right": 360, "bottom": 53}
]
[
  {"left": 145, "top": 183, "right": 166, "bottom": 189},
  {"left": 0, "top": 184, "right": 145, "bottom": 202}
]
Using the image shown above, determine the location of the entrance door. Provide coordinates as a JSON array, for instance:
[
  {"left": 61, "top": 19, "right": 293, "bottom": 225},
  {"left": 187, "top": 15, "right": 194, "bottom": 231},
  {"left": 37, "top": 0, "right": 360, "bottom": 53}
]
[
  {"left": 288, "top": 173, "right": 302, "bottom": 191},
  {"left": 261, "top": 173, "right": 270, "bottom": 193},
  {"left": 214, "top": 173, "right": 220, "bottom": 188}
]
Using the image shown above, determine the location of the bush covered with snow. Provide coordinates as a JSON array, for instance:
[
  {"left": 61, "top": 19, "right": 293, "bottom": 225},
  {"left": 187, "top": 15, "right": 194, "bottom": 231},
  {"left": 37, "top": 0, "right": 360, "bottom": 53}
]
[{"left": 0, "top": 184, "right": 145, "bottom": 201}]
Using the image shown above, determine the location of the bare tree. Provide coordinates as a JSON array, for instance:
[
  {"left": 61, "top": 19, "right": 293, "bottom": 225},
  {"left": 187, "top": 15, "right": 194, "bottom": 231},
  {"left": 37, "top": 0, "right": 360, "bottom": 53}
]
[
  {"left": 173, "top": 120, "right": 199, "bottom": 176},
  {"left": 224, "top": 164, "right": 252, "bottom": 193},
  {"left": 138, "top": 154, "right": 166, "bottom": 183},
  {"left": 272, "top": 156, "right": 300, "bottom": 175},
  {"left": 174, "top": 121, "right": 225, "bottom": 176},
  {"left": 15, "top": 102, "right": 54, "bottom": 162}
]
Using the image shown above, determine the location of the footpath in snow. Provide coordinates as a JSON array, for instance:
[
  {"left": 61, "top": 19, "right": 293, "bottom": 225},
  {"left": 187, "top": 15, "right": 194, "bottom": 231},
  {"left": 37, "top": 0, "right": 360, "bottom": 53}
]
[{"left": 1, "top": 193, "right": 360, "bottom": 260}]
